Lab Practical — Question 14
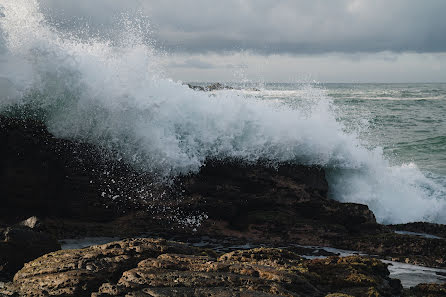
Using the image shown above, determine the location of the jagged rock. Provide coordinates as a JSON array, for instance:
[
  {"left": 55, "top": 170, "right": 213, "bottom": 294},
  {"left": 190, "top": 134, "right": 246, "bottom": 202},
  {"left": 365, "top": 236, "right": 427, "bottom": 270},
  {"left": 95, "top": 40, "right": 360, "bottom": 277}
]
[
  {"left": 9, "top": 238, "right": 402, "bottom": 297},
  {"left": 0, "top": 116, "right": 123, "bottom": 226},
  {"left": 333, "top": 233, "right": 446, "bottom": 268},
  {"left": 0, "top": 281, "right": 17, "bottom": 297},
  {"left": 17, "top": 216, "right": 41, "bottom": 230},
  {"left": 187, "top": 84, "right": 205, "bottom": 91},
  {"left": 178, "top": 159, "right": 382, "bottom": 244},
  {"left": 0, "top": 218, "right": 60, "bottom": 281},
  {"left": 408, "top": 282, "right": 446, "bottom": 297},
  {"left": 390, "top": 222, "right": 446, "bottom": 239},
  {"left": 187, "top": 83, "right": 233, "bottom": 91}
]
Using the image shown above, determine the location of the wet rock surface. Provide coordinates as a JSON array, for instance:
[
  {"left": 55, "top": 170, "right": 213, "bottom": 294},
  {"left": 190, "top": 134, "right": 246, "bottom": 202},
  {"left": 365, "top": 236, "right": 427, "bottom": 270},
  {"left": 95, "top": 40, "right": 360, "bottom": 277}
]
[
  {"left": 186, "top": 83, "right": 260, "bottom": 92},
  {"left": 333, "top": 233, "right": 446, "bottom": 269},
  {"left": 390, "top": 222, "right": 446, "bottom": 239},
  {"left": 0, "top": 217, "right": 60, "bottom": 281},
  {"left": 409, "top": 282, "right": 446, "bottom": 297},
  {"left": 187, "top": 82, "right": 234, "bottom": 91},
  {"left": 4, "top": 238, "right": 402, "bottom": 297}
]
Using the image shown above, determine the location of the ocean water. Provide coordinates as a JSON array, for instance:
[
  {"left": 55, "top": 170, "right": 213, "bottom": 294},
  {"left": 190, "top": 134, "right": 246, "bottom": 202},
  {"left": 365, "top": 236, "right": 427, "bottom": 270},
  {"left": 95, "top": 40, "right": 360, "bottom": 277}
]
[
  {"left": 1, "top": 0, "right": 445, "bottom": 224},
  {"left": 235, "top": 83, "right": 446, "bottom": 223}
]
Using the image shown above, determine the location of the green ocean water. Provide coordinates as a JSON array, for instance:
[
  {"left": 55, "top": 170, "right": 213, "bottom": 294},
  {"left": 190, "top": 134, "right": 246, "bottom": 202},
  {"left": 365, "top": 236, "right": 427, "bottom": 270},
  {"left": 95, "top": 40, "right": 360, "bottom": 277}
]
[
  {"left": 237, "top": 82, "right": 446, "bottom": 177},
  {"left": 328, "top": 83, "right": 446, "bottom": 176}
]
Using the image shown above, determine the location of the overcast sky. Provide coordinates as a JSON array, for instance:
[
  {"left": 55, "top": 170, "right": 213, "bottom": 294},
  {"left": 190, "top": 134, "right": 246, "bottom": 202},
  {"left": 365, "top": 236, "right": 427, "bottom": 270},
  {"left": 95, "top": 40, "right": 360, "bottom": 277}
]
[{"left": 40, "top": 0, "right": 446, "bottom": 83}]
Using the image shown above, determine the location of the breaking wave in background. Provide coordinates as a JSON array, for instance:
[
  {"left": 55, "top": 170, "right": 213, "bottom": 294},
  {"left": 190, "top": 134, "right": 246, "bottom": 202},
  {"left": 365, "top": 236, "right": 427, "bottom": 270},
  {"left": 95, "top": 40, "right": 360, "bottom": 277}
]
[{"left": 0, "top": 0, "right": 445, "bottom": 224}]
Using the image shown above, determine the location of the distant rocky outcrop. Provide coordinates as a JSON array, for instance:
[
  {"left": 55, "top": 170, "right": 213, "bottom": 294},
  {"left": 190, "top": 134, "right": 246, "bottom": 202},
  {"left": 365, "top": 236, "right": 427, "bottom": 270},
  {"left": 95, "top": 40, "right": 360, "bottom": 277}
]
[
  {"left": 187, "top": 82, "right": 233, "bottom": 91},
  {"left": 3, "top": 238, "right": 403, "bottom": 297},
  {"left": 186, "top": 83, "right": 260, "bottom": 92},
  {"left": 390, "top": 222, "right": 446, "bottom": 239}
]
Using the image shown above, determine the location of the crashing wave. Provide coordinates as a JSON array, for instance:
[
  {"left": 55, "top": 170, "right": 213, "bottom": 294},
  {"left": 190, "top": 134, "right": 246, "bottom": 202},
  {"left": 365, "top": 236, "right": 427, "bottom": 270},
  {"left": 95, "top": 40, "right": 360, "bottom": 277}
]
[{"left": 0, "top": 0, "right": 445, "bottom": 224}]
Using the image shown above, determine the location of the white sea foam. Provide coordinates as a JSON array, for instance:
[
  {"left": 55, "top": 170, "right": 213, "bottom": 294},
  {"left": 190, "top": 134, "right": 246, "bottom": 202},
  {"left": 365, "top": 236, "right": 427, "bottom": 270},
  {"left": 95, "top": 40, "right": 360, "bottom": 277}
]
[{"left": 1, "top": 0, "right": 445, "bottom": 224}]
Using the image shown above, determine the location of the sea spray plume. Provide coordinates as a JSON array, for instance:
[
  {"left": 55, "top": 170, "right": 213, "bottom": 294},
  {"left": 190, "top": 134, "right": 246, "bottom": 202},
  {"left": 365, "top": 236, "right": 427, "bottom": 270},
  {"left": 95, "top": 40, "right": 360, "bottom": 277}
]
[
  {"left": 0, "top": 0, "right": 446, "bottom": 224},
  {"left": 0, "top": 1, "right": 353, "bottom": 174}
]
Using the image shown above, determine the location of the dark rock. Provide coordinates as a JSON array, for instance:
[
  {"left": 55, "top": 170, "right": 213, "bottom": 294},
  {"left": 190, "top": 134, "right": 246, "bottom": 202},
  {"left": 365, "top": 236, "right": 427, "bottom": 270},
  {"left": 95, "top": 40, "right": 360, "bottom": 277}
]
[
  {"left": 176, "top": 159, "right": 382, "bottom": 244},
  {"left": 17, "top": 216, "right": 44, "bottom": 231},
  {"left": 390, "top": 222, "right": 446, "bottom": 239},
  {"left": 187, "top": 83, "right": 233, "bottom": 91},
  {"left": 0, "top": 218, "right": 60, "bottom": 281},
  {"left": 408, "top": 282, "right": 446, "bottom": 297},
  {"left": 333, "top": 233, "right": 446, "bottom": 268},
  {"left": 187, "top": 83, "right": 205, "bottom": 91},
  {"left": 205, "top": 82, "right": 231, "bottom": 91},
  {"left": 6, "top": 238, "right": 402, "bottom": 297},
  {"left": 0, "top": 116, "right": 123, "bottom": 225}
]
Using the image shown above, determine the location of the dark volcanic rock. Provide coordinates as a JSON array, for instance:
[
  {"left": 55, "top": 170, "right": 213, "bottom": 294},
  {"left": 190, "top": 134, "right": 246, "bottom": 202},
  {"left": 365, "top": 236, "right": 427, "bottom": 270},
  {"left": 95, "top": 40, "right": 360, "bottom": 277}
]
[
  {"left": 187, "top": 83, "right": 233, "bottom": 91},
  {"left": 0, "top": 116, "right": 121, "bottom": 225},
  {"left": 390, "top": 222, "right": 446, "bottom": 239},
  {"left": 0, "top": 217, "right": 60, "bottom": 281},
  {"left": 4, "top": 238, "right": 402, "bottom": 297},
  {"left": 333, "top": 233, "right": 446, "bottom": 268},
  {"left": 178, "top": 160, "right": 382, "bottom": 244},
  {"left": 409, "top": 282, "right": 446, "bottom": 297}
]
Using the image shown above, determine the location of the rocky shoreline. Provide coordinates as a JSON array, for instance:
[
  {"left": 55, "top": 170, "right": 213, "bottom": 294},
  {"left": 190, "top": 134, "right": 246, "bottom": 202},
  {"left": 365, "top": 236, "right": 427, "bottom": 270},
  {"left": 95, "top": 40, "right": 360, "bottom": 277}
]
[{"left": 1, "top": 114, "right": 446, "bottom": 296}]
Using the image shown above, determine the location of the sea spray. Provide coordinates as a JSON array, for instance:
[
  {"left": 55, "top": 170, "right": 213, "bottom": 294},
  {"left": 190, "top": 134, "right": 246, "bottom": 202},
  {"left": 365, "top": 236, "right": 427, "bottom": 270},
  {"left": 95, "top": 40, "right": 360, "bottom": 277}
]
[{"left": 1, "top": 0, "right": 445, "bottom": 224}]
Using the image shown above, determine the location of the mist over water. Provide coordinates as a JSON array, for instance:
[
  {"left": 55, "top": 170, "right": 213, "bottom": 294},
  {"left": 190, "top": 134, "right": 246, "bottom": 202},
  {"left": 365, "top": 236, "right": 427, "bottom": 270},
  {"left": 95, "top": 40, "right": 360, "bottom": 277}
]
[{"left": 1, "top": 0, "right": 446, "bottom": 224}]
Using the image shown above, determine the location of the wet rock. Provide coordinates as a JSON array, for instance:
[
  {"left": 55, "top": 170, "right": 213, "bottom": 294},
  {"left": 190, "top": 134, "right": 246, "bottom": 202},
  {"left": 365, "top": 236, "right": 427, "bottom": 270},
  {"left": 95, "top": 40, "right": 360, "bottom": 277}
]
[
  {"left": 0, "top": 116, "right": 123, "bottom": 226},
  {"left": 0, "top": 281, "right": 17, "bottom": 297},
  {"left": 408, "top": 282, "right": 446, "bottom": 297},
  {"left": 0, "top": 218, "right": 60, "bottom": 281},
  {"left": 17, "top": 216, "right": 42, "bottom": 230},
  {"left": 12, "top": 238, "right": 201, "bottom": 297},
  {"left": 10, "top": 238, "right": 402, "bottom": 297},
  {"left": 334, "top": 233, "right": 446, "bottom": 268},
  {"left": 177, "top": 159, "right": 382, "bottom": 244},
  {"left": 187, "top": 83, "right": 233, "bottom": 91},
  {"left": 390, "top": 222, "right": 446, "bottom": 239},
  {"left": 187, "top": 83, "right": 205, "bottom": 91}
]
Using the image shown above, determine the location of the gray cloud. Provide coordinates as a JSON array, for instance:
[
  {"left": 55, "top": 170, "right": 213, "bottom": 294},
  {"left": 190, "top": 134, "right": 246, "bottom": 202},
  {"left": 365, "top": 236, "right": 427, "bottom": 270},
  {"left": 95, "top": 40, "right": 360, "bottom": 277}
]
[
  {"left": 40, "top": 0, "right": 446, "bottom": 55},
  {"left": 168, "top": 58, "right": 216, "bottom": 69},
  {"left": 168, "top": 58, "right": 247, "bottom": 70}
]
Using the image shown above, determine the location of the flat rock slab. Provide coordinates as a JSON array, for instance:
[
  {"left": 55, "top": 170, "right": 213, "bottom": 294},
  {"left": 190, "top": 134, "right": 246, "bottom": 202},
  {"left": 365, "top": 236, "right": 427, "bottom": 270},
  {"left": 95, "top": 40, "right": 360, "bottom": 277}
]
[{"left": 5, "top": 238, "right": 403, "bottom": 297}]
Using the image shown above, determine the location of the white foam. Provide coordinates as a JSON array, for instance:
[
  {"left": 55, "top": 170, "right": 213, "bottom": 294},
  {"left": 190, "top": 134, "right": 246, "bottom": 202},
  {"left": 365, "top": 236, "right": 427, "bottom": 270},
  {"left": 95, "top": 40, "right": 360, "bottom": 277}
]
[
  {"left": 383, "top": 260, "right": 446, "bottom": 288},
  {"left": 1, "top": 0, "right": 446, "bottom": 224},
  {"left": 394, "top": 230, "right": 442, "bottom": 239}
]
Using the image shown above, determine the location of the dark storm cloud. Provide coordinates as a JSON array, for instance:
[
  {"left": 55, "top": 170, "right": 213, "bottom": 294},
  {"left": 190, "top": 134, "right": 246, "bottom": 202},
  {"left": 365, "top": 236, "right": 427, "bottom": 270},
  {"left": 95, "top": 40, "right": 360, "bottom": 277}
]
[{"left": 40, "top": 0, "right": 446, "bottom": 54}]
